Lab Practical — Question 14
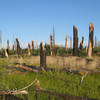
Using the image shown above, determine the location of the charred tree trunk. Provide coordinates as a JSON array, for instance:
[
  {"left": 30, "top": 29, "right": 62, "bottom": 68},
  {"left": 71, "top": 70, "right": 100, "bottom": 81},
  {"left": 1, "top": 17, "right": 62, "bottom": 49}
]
[
  {"left": 12, "top": 44, "right": 14, "bottom": 51},
  {"left": 65, "top": 36, "right": 68, "bottom": 49},
  {"left": 32, "top": 40, "right": 34, "bottom": 51},
  {"left": 80, "top": 36, "right": 84, "bottom": 49},
  {"left": 40, "top": 42, "right": 46, "bottom": 68},
  {"left": 16, "top": 38, "right": 22, "bottom": 58},
  {"left": 28, "top": 43, "right": 31, "bottom": 56},
  {"left": 50, "top": 35, "right": 53, "bottom": 56},
  {"left": 73, "top": 26, "right": 78, "bottom": 56},
  {"left": 88, "top": 22, "right": 94, "bottom": 58},
  {"left": 5, "top": 40, "right": 9, "bottom": 57},
  {"left": 70, "top": 36, "right": 72, "bottom": 48}
]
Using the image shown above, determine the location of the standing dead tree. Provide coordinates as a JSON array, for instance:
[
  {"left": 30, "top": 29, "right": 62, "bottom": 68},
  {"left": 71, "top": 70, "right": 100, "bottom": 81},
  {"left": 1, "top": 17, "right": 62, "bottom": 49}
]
[
  {"left": 5, "top": 40, "right": 9, "bottom": 58},
  {"left": 28, "top": 43, "right": 31, "bottom": 56},
  {"left": 70, "top": 36, "right": 72, "bottom": 48},
  {"left": 65, "top": 35, "right": 72, "bottom": 49},
  {"left": 65, "top": 35, "right": 68, "bottom": 49},
  {"left": 50, "top": 35, "right": 53, "bottom": 56},
  {"left": 54, "top": 45, "right": 58, "bottom": 56},
  {"left": 73, "top": 25, "right": 78, "bottom": 56},
  {"left": 79, "top": 36, "right": 84, "bottom": 49},
  {"left": 32, "top": 40, "right": 34, "bottom": 51},
  {"left": 40, "top": 42, "right": 46, "bottom": 68},
  {"left": 88, "top": 22, "right": 94, "bottom": 58},
  {"left": 16, "top": 38, "right": 22, "bottom": 58},
  {"left": 12, "top": 44, "right": 14, "bottom": 51}
]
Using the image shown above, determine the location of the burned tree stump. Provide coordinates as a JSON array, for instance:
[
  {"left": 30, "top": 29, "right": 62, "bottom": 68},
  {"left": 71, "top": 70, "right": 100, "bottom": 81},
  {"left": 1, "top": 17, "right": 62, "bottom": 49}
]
[
  {"left": 80, "top": 36, "right": 84, "bottom": 49},
  {"left": 16, "top": 38, "right": 22, "bottom": 58},
  {"left": 73, "top": 25, "right": 78, "bottom": 56},
  {"left": 65, "top": 35, "right": 68, "bottom": 49},
  {"left": 40, "top": 42, "right": 46, "bottom": 68},
  {"left": 88, "top": 22, "right": 94, "bottom": 58},
  {"left": 5, "top": 49, "right": 8, "bottom": 58},
  {"left": 5, "top": 40, "right": 9, "bottom": 57},
  {"left": 28, "top": 43, "right": 31, "bottom": 56},
  {"left": 12, "top": 44, "right": 14, "bottom": 51},
  {"left": 50, "top": 35, "right": 53, "bottom": 56},
  {"left": 32, "top": 40, "right": 34, "bottom": 51},
  {"left": 70, "top": 36, "right": 72, "bottom": 48}
]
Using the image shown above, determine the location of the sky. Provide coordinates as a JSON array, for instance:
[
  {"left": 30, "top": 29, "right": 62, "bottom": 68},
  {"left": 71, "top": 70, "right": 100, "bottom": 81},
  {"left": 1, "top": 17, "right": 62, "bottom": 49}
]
[{"left": 0, "top": 0, "right": 100, "bottom": 48}]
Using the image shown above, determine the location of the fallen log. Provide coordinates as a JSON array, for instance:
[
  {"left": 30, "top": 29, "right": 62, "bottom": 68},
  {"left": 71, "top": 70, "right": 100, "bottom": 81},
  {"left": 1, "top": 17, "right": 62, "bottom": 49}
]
[
  {"left": 16, "top": 63, "right": 100, "bottom": 76},
  {"left": 35, "top": 88, "right": 98, "bottom": 100}
]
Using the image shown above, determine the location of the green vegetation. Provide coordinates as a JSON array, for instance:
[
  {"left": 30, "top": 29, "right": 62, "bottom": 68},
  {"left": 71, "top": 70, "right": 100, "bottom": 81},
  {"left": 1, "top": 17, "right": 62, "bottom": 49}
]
[
  {"left": 0, "top": 46, "right": 100, "bottom": 58},
  {"left": 0, "top": 65, "right": 100, "bottom": 100},
  {"left": 78, "top": 49, "right": 87, "bottom": 57},
  {"left": 93, "top": 47, "right": 100, "bottom": 57},
  {"left": 0, "top": 47, "right": 100, "bottom": 99}
]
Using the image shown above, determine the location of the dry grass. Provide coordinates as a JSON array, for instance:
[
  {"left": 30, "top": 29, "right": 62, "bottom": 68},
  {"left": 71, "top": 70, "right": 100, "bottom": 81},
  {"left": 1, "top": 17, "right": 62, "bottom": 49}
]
[{"left": 3, "top": 55, "right": 100, "bottom": 71}]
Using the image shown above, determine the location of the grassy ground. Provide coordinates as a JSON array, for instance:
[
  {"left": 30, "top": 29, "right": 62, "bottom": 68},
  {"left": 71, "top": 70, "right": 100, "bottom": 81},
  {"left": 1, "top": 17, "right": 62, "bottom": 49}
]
[
  {"left": 0, "top": 56, "right": 100, "bottom": 100},
  {"left": 0, "top": 70, "right": 100, "bottom": 99}
]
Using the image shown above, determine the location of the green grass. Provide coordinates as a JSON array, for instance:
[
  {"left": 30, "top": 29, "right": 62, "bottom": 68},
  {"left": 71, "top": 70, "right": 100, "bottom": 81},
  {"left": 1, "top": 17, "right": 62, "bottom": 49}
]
[
  {"left": 0, "top": 55, "right": 100, "bottom": 100},
  {"left": 0, "top": 70, "right": 100, "bottom": 100}
]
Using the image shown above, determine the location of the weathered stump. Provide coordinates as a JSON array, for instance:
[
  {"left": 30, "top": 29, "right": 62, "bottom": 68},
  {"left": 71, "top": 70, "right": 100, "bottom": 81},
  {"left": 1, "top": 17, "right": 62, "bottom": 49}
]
[
  {"left": 73, "top": 25, "right": 78, "bottom": 56},
  {"left": 12, "top": 44, "right": 14, "bottom": 51},
  {"left": 40, "top": 42, "right": 46, "bottom": 68},
  {"left": 28, "top": 43, "right": 31, "bottom": 56},
  {"left": 65, "top": 35, "right": 68, "bottom": 49},
  {"left": 80, "top": 36, "right": 84, "bottom": 49},
  {"left": 5, "top": 40, "right": 9, "bottom": 57},
  {"left": 16, "top": 38, "right": 22, "bottom": 58},
  {"left": 5, "top": 49, "right": 8, "bottom": 58},
  {"left": 35, "top": 40, "right": 38, "bottom": 49},
  {"left": 32, "top": 40, "right": 34, "bottom": 51},
  {"left": 50, "top": 35, "right": 53, "bottom": 56},
  {"left": 7, "top": 40, "right": 9, "bottom": 51},
  {"left": 88, "top": 22, "right": 94, "bottom": 58},
  {"left": 70, "top": 36, "right": 72, "bottom": 48}
]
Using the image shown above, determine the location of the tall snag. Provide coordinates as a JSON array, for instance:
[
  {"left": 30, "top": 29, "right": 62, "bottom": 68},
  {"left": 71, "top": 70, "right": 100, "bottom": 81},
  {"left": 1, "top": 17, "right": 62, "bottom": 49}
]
[
  {"left": 88, "top": 22, "right": 94, "bottom": 57},
  {"left": 80, "top": 36, "right": 84, "bottom": 49},
  {"left": 12, "top": 44, "right": 14, "bottom": 51},
  {"left": 70, "top": 36, "right": 72, "bottom": 48},
  {"left": 50, "top": 35, "right": 53, "bottom": 56},
  {"left": 40, "top": 42, "right": 46, "bottom": 68},
  {"left": 73, "top": 25, "right": 78, "bottom": 56},
  {"left": 16, "top": 38, "right": 22, "bottom": 58},
  {"left": 32, "top": 40, "right": 34, "bottom": 51},
  {"left": 65, "top": 35, "right": 68, "bottom": 49},
  {"left": 28, "top": 43, "right": 31, "bottom": 56},
  {"left": 5, "top": 40, "right": 9, "bottom": 57}
]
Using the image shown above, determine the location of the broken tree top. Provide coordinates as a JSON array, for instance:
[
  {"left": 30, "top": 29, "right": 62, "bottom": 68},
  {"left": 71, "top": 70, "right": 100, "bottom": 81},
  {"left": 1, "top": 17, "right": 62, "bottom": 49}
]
[
  {"left": 73, "top": 25, "right": 78, "bottom": 32},
  {"left": 50, "top": 35, "right": 52, "bottom": 37},
  {"left": 89, "top": 22, "right": 94, "bottom": 32},
  {"left": 28, "top": 43, "right": 30, "bottom": 48}
]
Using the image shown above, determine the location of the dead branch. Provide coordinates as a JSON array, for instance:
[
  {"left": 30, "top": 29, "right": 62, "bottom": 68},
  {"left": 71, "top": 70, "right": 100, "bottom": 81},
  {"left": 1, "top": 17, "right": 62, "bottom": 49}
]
[{"left": 0, "top": 79, "right": 37, "bottom": 95}]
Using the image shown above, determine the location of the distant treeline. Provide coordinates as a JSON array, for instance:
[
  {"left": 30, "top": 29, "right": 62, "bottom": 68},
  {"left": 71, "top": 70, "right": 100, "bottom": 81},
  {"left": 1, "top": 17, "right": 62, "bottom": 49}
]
[{"left": 0, "top": 44, "right": 100, "bottom": 58}]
